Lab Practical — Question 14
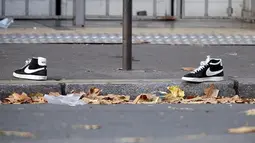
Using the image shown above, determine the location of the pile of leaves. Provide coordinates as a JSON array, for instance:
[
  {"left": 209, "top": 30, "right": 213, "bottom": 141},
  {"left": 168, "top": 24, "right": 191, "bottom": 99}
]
[
  {"left": 78, "top": 84, "right": 255, "bottom": 105},
  {"left": 1, "top": 84, "right": 254, "bottom": 105},
  {"left": 79, "top": 87, "right": 131, "bottom": 105},
  {"left": 1, "top": 92, "right": 47, "bottom": 104},
  {"left": 162, "top": 84, "right": 255, "bottom": 104}
]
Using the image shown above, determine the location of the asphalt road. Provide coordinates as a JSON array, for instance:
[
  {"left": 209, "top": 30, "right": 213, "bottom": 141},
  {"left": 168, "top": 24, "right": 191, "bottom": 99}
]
[
  {"left": 0, "top": 104, "right": 254, "bottom": 143},
  {"left": 1, "top": 44, "right": 255, "bottom": 80}
]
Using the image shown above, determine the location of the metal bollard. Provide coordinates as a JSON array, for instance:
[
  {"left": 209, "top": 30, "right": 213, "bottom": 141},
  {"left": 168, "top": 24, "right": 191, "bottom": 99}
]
[{"left": 122, "top": 0, "right": 132, "bottom": 70}]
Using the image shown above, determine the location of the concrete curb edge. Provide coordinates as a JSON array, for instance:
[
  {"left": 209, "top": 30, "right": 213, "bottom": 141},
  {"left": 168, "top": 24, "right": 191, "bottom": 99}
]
[{"left": 1, "top": 78, "right": 250, "bottom": 100}]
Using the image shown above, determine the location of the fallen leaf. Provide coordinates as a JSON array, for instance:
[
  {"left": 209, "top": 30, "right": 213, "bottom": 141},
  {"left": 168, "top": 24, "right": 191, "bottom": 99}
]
[
  {"left": 80, "top": 90, "right": 131, "bottom": 105},
  {"left": 228, "top": 126, "right": 255, "bottom": 134},
  {"left": 1, "top": 92, "right": 48, "bottom": 104},
  {"left": 186, "top": 95, "right": 196, "bottom": 99},
  {"left": 3, "top": 92, "right": 31, "bottom": 104},
  {"left": 0, "top": 130, "right": 36, "bottom": 138},
  {"left": 88, "top": 87, "right": 101, "bottom": 97},
  {"left": 168, "top": 106, "right": 194, "bottom": 111},
  {"left": 81, "top": 97, "right": 100, "bottom": 104},
  {"left": 72, "top": 124, "right": 101, "bottom": 130},
  {"left": 29, "top": 93, "right": 44, "bottom": 97},
  {"left": 245, "top": 109, "right": 255, "bottom": 116},
  {"left": 31, "top": 96, "right": 48, "bottom": 104},
  {"left": 119, "top": 137, "right": 145, "bottom": 143},
  {"left": 101, "top": 94, "right": 130, "bottom": 104},
  {"left": 204, "top": 84, "right": 219, "bottom": 98},
  {"left": 133, "top": 94, "right": 160, "bottom": 104},
  {"left": 48, "top": 92, "right": 61, "bottom": 96},
  {"left": 79, "top": 87, "right": 102, "bottom": 99},
  {"left": 167, "top": 86, "right": 185, "bottom": 98},
  {"left": 14, "top": 92, "right": 31, "bottom": 102},
  {"left": 185, "top": 133, "right": 207, "bottom": 140},
  {"left": 164, "top": 86, "right": 185, "bottom": 102},
  {"left": 182, "top": 67, "right": 195, "bottom": 71}
]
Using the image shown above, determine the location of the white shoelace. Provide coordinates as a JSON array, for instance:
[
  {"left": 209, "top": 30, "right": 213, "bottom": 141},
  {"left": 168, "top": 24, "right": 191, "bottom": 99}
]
[
  {"left": 191, "top": 55, "right": 211, "bottom": 73},
  {"left": 21, "top": 58, "right": 32, "bottom": 69}
]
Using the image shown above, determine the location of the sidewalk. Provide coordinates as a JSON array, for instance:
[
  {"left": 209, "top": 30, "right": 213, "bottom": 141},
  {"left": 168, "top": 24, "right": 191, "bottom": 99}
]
[
  {"left": 1, "top": 19, "right": 255, "bottom": 35},
  {"left": 0, "top": 44, "right": 255, "bottom": 99},
  {"left": 1, "top": 19, "right": 255, "bottom": 45}
]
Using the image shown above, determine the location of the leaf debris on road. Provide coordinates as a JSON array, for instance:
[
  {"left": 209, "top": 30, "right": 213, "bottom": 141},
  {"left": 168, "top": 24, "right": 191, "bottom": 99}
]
[
  {"left": 245, "top": 109, "right": 255, "bottom": 116},
  {"left": 119, "top": 137, "right": 145, "bottom": 143},
  {"left": 0, "top": 130, "right": 36, "bottom": 138},
  {"left": 133, "top": 94, "right": 161, "bottom": 104},
  {"left": 1, "top": 85, "right": 254, "bottom": 105},
  {"left": 184, "top": 133, "right": 207, "bottom": 140},
  {"left": 1, "top": 92, "right": 47, "bottom": 104},
  {"left": 182, "top": 67, "right": 195, "bottom": 71},
  {"left": 228, "top": 126, "right": 255, "bottom": 134},
  {"left": 79, "top": 87, "right": 130, "bottom": 104},
  {"left": 72, "top": 124, "right": 101, "bottom": 130}
]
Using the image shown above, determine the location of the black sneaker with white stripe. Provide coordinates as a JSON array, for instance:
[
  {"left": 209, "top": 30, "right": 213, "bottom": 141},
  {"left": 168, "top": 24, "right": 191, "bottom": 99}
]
[
  {"left": 13, "top": 57, "right": 47, "bottom": 80},
  {"left": 182, "top": 56, "right": 224, "bottom": 82}
]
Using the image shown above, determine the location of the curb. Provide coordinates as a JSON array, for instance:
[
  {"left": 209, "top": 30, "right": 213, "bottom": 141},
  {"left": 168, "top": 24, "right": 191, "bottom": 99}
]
[
  {"left": 0, "top": 79, "right": 238, "bottom": 100},
  {"left": 0, "top": 80, "right": 62, "bottom": 100},
  {"left": 236, "top": 78, "right": 255, "bottom": 98}
]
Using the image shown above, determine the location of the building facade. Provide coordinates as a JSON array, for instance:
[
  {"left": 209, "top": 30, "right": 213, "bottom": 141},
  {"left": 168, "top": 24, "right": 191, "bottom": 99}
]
[{"left": 0, "top": 0, "right": 253, "bottom": 19}]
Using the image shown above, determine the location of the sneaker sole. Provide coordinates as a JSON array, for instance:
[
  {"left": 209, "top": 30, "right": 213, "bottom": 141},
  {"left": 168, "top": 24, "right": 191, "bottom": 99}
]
[
  {"left": 181, "top": 76, "right": 224, "bottom": 82},
  {"left": 13, "top": 72, "right": 47, "bottom": 80}
]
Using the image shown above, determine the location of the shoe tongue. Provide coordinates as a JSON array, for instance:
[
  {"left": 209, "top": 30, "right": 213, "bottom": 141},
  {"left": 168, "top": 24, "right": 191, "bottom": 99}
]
[{"left": 204, "top": 55, "right": 211, "bottom": 64}]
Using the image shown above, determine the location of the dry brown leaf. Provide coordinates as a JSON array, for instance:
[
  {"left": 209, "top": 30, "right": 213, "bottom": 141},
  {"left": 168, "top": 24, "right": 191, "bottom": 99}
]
[
  {"left": 48, "top": 92, "right": 61, "bottom": 96},
  {"left": 31, "top": 96, "right": 48, "bottom": 104},
  {"left": 101, "top": 94, "right": 130, "bottom": 104},
  {"left": 184, "top": 133, "right": 207, "bottom": 140},
  {"left": 228, "top": 126, "right": 255, "bottom": 134},
  {"left": 1, "top": 92, "right": 49, "bottom": 104},
  {"left": 182, "top": 67, "right": 195, "bottom": 71},
  {"left": 3, "top": 93, "right": 32, "bottom": 104},
  {"left": 29, "top": 93, "right": 44, "bottom": 97},
  {"left": 72, "top": 124, "right": 101, "bottom": 130},
  {"left": 0, "top": 130, "right": 36, "bottom": 138},
  {"left": 80, "top": 91, "right": 130, "bottom": 105},
  {"left": 119, "top": 137, "right": 145, "bottom": 143},
  {"left": 88, "top": 87, "right": 101, "bottom": 97},
  {"left": 245, "top": 109, "right": 255, "bottom": 116},
  {"left": 14, "top": 92, "right": 31, "bottom": 102},
  {"left": 79, "top": 87, "right": 102, "bottom": 100},
  {"left": 81, "top": 97, "right": 100, "bottom": 104},
  {"left": 133, "top": 94, "right": 160, "bottom": 104},
  {"left": 204, "top": 84, "right": 219, "bottom": 98}
]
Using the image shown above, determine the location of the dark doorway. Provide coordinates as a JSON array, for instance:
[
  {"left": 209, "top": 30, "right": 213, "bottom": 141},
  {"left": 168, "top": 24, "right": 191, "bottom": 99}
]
[
  {"left": 56, "top": 0, "right": 61, "bottom": 16},
  {"left": 171, "top": 0, "right": 174, "bottom": 16}
]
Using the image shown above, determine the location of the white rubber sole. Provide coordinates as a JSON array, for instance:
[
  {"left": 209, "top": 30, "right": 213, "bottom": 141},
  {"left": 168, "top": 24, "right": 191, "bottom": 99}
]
[
  {"left": 182, "top": 76, "right": 224, "bottom": 82},
  {"left": 13, "top": 72, "right": 47, "bottom": 80}
]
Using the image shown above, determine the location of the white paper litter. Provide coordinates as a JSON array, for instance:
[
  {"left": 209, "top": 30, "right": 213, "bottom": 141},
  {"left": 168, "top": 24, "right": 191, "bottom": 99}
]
[
  {"left": 44, "top": 94, "right": 86, "bottom": 106},
  {"left": 0, "top": 18, "right": 14, "bottom": 29}
]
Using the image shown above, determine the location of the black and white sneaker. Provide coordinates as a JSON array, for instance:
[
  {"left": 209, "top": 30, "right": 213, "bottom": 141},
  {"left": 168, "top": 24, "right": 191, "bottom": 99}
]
[
  {"left": 13, "top": 57, "right": 47, "bottom": 80},
  {"left": 182, "top": 55, "right": 224, "bottom": 82}
]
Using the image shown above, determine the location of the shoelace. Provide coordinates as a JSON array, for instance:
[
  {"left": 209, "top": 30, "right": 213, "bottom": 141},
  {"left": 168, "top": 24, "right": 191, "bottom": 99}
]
[
  {"left": 191, "top": 55, "right": 211, "bottom": 73},
  {"left": 191, "top": 61, "right": 208, "bottom": 73},
  {"left": 21, "top": 58, "right": 32, "bottom": 69}
]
